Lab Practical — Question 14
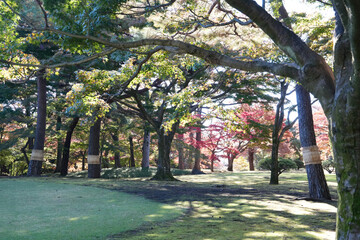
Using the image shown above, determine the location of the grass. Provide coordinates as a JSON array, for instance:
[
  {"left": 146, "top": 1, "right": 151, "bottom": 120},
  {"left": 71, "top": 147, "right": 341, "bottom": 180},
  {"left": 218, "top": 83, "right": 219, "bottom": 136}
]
[
  {"left": 0, "top": 179, "right": 183, "bottom": 240},
  {"left": 0, "top": 170, "right": 338, "bottom": 240},
  {"left": 67, "top": 167, "right": 192, "bottom": 179}
]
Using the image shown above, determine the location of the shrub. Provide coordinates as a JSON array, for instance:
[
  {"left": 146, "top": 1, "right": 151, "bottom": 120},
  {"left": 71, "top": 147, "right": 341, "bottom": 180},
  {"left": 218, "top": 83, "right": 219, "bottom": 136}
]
[
  {"left": 293, "top": 158, "right": 305, "bottom": 170},
  {"left": 257, "top": 157, "right": 298, "bottom": 175},
  {"left": 322, "top": 157, "right": 335, "bottom": 174}
]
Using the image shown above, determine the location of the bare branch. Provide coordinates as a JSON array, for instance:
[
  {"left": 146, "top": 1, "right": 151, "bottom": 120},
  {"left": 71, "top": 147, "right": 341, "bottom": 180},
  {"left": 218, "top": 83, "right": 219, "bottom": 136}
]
[
  {"left": 121, "top": 0, "right": 176, "bottom": 16},
  {"left": 34, "top": 0, "right": 49, "bottom": 28}
]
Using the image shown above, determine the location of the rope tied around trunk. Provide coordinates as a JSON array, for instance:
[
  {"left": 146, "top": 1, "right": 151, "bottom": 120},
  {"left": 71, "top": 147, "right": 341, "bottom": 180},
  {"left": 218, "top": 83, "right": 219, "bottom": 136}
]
[
  {"left": 87, "top": 155, "right": 100, "bottom": 164},
  {"left": 301, "top": 145, "right": 322, "bottom": 165},
  {"left": 30, "top": 149, "right": 45, "bottom": 161}
]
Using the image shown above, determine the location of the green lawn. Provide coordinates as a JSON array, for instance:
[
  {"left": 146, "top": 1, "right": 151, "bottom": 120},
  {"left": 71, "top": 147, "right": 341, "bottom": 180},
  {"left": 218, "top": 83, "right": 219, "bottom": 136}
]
[
  {"left": 0, "top": 171, "right": 338, "bottom": 240},
  {"left": 0, "top": 179, "right": 183, "bottom": 240}
]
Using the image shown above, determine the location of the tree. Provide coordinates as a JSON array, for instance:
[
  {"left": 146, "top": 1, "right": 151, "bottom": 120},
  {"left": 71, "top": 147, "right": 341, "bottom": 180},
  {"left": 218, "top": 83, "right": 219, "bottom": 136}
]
[
  {"left": 141, "top": 123, "right": 151, "bottom": 170},
  {"left": 296, "top": 85, "right": 331, "bottom": 199},
  {"left": 59, "top": 116, "right": 79, "bottom": 176},
  {"left": 87, "top": 118, "right": 102, "bottom": 178},
  {"left": 2, "top": 0, "right": 360, "bottom": 236},
  {"left": 27, "top": 69, "right": 46, "bottom": 176},
  {"left": 271, "top": 0, "right": 331, "bottom": 199}
]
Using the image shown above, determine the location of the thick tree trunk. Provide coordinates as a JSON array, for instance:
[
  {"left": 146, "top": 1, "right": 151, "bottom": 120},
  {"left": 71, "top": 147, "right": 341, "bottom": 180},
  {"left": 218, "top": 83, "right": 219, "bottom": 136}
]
[
  {"left": 296, "top": 85, "right": 331, "bottom": 200},
  {"left": 54, "top": 116, "right": 62, "bottom": 173},
  {"left": 27, "top": 70, "right": 46, "bottom": 176},
  {"left": 248, "top": 148, "right": 255, "bottom": 171},
  {"left": 331, "top": 20, "right": 360, "bottom": 238},
  {"left": 88, "top": 118, "right": 101, "bottom": 178},
  {"left": 141, "top": 125, "right": 151, "bottom": 170},
  {"left": 60, "top": 117, "right": 79, "bottom": 176},
  {"left": 129, "top": 136, "right": 135, "bottom": 167},
  {"left": 152, "top": 127, "right": 178, "bottom": 181}
]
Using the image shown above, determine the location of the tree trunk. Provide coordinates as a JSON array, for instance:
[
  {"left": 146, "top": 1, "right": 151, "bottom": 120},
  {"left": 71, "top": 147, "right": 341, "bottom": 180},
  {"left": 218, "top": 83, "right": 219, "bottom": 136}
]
[
  {"left": 152, "top": 126, "right": 178, "bottom": 181},
  {"left": 129, "top": 136, "right": 135, "bottom": 167},
  {"left": 227, "top": 154, "right": 234, "bottom": 171},
  {"left": 296, "top": 85, "right": 331, "bottom": 200},
  {"left": 192, "top": 109, "right": 203, "bottom": 174},
  {"left": 270, "top": 140, "right": 280, "bottom": 184},
  {"left": 81, "top": 150, "right": 86, "bottom": 171},
  {"left": 248, "top": 148, "right": 255, "bottom": 171},
  {"left": 141, "top": 125, "right": 151, "bottom": 170},
  {"left": 110, "top": 133, "right": 121, "bottom": 168},
  {"left": 270, "top": 81, "right": 288, "bottom": 184},
  {"left": 177, "top": 134, "right": 185, "bottom": 169},
  {"left": 27, "top": 70, "right": 46, "bottom": 176},
  {"left": 88, "top": 118, "right": 101, "bottom": 178},
  {"left": 331, "top": 17, "right": 359, "bottom": 237},
  {"left": 60, "top": 117, "right": 79, "bottom": 176},
  {"left": 54, "top": 116, "right": 63, "bottom": 173}
]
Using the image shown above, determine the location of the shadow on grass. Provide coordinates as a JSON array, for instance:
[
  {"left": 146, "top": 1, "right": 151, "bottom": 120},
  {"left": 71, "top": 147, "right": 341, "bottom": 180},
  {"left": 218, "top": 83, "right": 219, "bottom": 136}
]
[
  {"left": 89, "top": 172, "right": 337, "bottom": 240},
  {"left": 35, "top": 171, "right": 337, "bottom": 239}
]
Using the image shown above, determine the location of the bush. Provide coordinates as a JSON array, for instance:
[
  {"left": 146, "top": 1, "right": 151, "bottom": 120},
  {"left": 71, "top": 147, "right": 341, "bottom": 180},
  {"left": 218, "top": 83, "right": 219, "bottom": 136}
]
[
  {"left": 293, "top": 158, "right": 305, "bottom": 170},
  {"left": 257, "top": 157, "right": 298, "bottom": 175},
  {"left": 322, "top": 157, "right": 335, "bottom": 174}
]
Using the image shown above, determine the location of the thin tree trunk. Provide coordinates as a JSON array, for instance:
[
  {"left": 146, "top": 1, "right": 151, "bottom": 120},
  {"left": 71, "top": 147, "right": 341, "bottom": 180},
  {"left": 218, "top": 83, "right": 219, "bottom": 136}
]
[
  {"left": 111, "top": 133, "right": 122, "bottom": 168},
  {"left": 141, "top": 125, "right": 151, "bottom": 170},
  {"left": 54, "top": 116, "right": 62, "bottom": 173},
  {"left": 192, "top": 109, "right": 203, "bottom": 174},
  {"left": 27, "top": 70, "right": 46, "bottom": 176},
  {"left": 81, "top": 150, "right": 86, "bottom": 170},
  {"left": 248, "top": 148, "right": 255, "bottom": 171},
  {"left": 177, "top": 134, "right": 185, "bottom": 169},
  {"left": 129, "top": 136, "right": 135, "bottom": 167},
  {"left": 296, "top": 85, "right": 331, "bottom": 200},
  {"left": 88, "top": 118, "right": 102, "bottom": 178},
  {"left": 60, "top": 117, "right": 79, "bottom": 176},
  {"left": 270, "top": 81, "right": 288, "bottom": 184}
]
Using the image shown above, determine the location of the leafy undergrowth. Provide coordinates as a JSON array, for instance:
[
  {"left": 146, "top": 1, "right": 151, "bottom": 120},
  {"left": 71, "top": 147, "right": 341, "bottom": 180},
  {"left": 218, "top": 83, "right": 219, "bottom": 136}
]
[
  {"left": 0, "top": 179, "right": 183, "bottom": 240},
  {"left": 67, "top": 167, "right": 192, "bottom": 179},
  {"left": 1, "top": 171, "right": 338, "bottom": 240}
]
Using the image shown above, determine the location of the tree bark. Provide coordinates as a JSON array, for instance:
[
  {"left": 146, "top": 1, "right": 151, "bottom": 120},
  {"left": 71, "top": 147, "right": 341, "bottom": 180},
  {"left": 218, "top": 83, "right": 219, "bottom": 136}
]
[
  {"left": 192, "top": 109, "right": 203, "bottom": 174},
  {"left": 152, "top": 124, "right": 178, "bottom": 181},
  {"left": 60, "top": 117, "right": 79, "bottom": 176},
  {"left": 54, "top": 116, "right": 62, "bottom": 173},
  {"left": 141, "top": 124, "right": 151, "bottom": 170},
  {"left": 88, "top": 118, "right": 101, "bottom": 178},
  {"left": 296, "top": 85, "right": 331, "bottom": 200},
  {"left": 27, "top": 70, "right": 46, "bottom": 176},
  {"left": 111, "top": 133, "right": 122, "bottom": 168},
  {"left": 129, "top": 136, "right": 135, "bottom": 167},
  {"left": 330, "top": 9, "right": 360, "bottom": 237},
  {"left": 270, "top": 81, "right": 288, "bottom": 184},
  {"left": 248, "top": 148, "right": 255, "bottom": 171},
  {"left": 177, "top": 134, "right": 185, "bottom": 169},
  {"left": 227, "top": 154, "right": 235, "bottom": 171}
]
